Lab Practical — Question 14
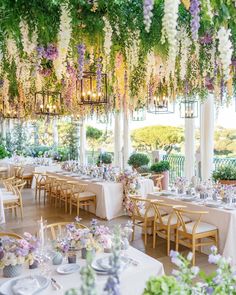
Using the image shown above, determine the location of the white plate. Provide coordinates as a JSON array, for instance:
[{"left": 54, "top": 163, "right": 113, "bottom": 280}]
[
  {"left": 96, "top": 256, "right": 128, "bottom": 271},
  {"left": 205, "top": 203, "right": 221, "bottom": 208},
  {"left": 181, "top": 197, "right": 196, "bottom": 202},
  {"left": 0, "top": 275, "right": 49, "bottom": 295},
  {"left": 223, "top": 206, "right": 236, "bottom": 211},
  {"left": 56, "top": 263, "right": 80, "bottom": 274}
]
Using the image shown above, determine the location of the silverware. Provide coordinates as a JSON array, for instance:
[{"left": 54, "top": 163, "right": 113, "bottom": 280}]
[{"left": 51, "top": 278, "right": 62, "bottom": 290}]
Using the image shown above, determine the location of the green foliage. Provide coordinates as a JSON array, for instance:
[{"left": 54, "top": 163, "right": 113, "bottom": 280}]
[
  {"left": 143, "top": 276, "right": 181, "bottom": 295},
  {"left": 86, "top": 126, "right": 103, "bottom": 163},
  {"left": 27, "top": 145, "right": 52, "bottom": 157},
  {"left": 11, "top": 122, "right": 28, "bottom": 155},
  {"left": 214, "top": 128, "right": 236, "bottom": 157},
  {"left": 97, "top": 152, "right": 112, "bottom": 165},
  {"left": 150, "top": 160, "right": 170, "bottom": 173},
  {"left": 0, "top": 145, "right": 9, "bottom": 159},
  {"left": 212, "top": 165, "right": 236, "bottom": 181},
  {"left": 51, "top": 146, "right": 70, "bottom": 162},
  {"left": 131, "top": 126, "right": 184, "bottom": 153},
  {"left": 128, "top": 153, "right": 150, "bottom": 168},
  {"left": 64, "top": 124, "right": 79, "bottom": 160}
]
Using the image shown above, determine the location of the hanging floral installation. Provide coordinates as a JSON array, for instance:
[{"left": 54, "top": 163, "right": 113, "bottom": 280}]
[{"left": 0, "top": 0, "right": 236, "bottom": 119}]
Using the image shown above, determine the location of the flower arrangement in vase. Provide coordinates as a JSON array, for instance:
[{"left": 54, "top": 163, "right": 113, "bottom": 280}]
[
  {"left": 0, "top": 234, "right": 38, "bottom": 277},
  {"left": 174, "top": 177, "right": 189, "bottom": 194}
]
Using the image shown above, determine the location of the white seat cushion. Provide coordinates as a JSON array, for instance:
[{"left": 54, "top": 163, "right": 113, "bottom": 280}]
[
  {"left": 2, "top": 194, "right": 18, "bottom": 201},
  {"left": 79, "top": 191, "right": 96, "bottom": 198},
  {"left": 184, "top": 221, "right": 217, "bottom": 234},
  {"left": 160, "top": 214, "right": 191, "bottom": 226}
]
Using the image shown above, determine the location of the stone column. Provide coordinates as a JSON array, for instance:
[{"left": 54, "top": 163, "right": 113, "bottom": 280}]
[
  {"left": 123, "top": 109, "right": 131, "bottom": 169},
  {"left": 52, "top": 117, "right": 59, "bottom": 146},
  {"left": 80, "top": 119, "right": 86, "bottom": 166},
  {"left": 200, "top": 94, "right": 215, "bottom": 181},
  {"left": 114, "top": 112, "right": 122, "bottom": 168},
  {"left": 184, "top": 117, "right": 195, "bottom": 181}
]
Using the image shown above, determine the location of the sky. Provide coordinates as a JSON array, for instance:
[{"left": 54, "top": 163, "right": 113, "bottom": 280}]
[{"left": 90, "top": 101, "right": 236, "bottom": 131}]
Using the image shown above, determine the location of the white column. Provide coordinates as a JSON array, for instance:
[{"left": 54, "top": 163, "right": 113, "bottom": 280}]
[
  {"left": 200, "top": 93, "right": 215, "bottom": 181},
  {"left": 80, "top": 119, "right": 86, "bottom": 166},
  {"left": 184, "top": 118, "right": 195, "bottom": 181},
  {"left": 114, "top": 112, "right": 122, "bottom": 168},
  {"left": 123, "top": 110, "right": 131, "bottom": 169},
  {"left": 2, "top": 119, "right": 6, "bottom": 138},
  {"left": 52, "top": 117, "right": 59, "bottom": 146}
]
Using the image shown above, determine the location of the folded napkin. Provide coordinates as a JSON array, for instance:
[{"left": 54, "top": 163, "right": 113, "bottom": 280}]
[{"left": 12, "top": 277, "right": 40, "bottom": 295}]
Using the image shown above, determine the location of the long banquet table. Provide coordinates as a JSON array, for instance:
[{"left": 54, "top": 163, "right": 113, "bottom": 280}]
[
  {"left": 0, "top": 247, "right": 164, "bottom": 295},
  {"left": 148, "top": 192, "right": 236, "bottom": 265},
  {"left": 48, "top": 171, "right": 154, "bottom": 221}
]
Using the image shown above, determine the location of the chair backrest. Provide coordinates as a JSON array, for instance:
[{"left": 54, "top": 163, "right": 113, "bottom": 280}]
[
  {"left": 0, "top": 232, "right": 22, "bottom": 239},
  {"left": 69, "top": 182, "right": 88, "bottom": 196},
  {"left": 46, "top": 222, "right": 88, "bottom": 240},
  {"left": 174, "top": 208, "right": 208, "bottom": 234},
  {"left": 152, "top": 174, "right": 164, "bottom": 189},
  {"left": 129, "top": 196, "right": 153, "bottom": 218},
  {"left": 14, "top": 166, "right": 24, "bottom": 178},
  {"left": 152, "top": 201, "right": 181, "bottom": 226}
]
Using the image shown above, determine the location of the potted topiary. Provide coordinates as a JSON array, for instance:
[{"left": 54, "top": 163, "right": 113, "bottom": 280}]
[
  {"left": 128, "top": 153, "right": 150, "bottom": 170},
  {"left": 150, "top": 160, "right": 170, "bottom": 190},
  {"left": 212, "top": 165, "right": 236, "bottom": 185},
  {"left": 97, "top": 152, "right": 112, "bottom": 166}
]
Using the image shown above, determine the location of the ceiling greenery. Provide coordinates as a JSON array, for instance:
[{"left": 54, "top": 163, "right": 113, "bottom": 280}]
[{"left": 0, "top": 0, "right": 235, "bottom": 118}]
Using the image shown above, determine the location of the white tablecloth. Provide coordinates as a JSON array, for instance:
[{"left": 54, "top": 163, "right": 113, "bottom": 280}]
[
  {"left": 48, "top": 172, "right": 154, "bottom": 220},
  {"left": 148, "top": 192, "right": 236, "bottom": 264},
  {"left": 0, "top": 247, "right": 164, "bottom": 295},
  {"left": 0, "top": 190, "right": 5, "bottom": 224}
]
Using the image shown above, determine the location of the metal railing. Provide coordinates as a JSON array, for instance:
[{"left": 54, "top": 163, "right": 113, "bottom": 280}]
[
  {"left": 163, "top": 154, "right": 236, "bottom": 183},
  {"left": 163, "top": 154, "right": 185, "bottom": 183}
]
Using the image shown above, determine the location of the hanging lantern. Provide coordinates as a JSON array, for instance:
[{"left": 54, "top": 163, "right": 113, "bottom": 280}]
[
  {"left": 180, "top": 99, "right": 198, "bottom": 118},
  {"left": 147, "top": 96, "right": 175, "bottom": 114},
  {"left": 131, "top": 108, "right": 146, "bottom": 121},
  {"left": 35, "top": 91, "right": 63, "bottom": 116},
  {"left": 2, "top": 100, "right": 25, "bottom": 119},
  {"left": 77, "top": 72, "right": 108, "bottom": 105}
]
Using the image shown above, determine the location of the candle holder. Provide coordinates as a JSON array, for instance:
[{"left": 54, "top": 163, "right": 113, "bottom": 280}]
[
  {"left": 77, "top": 72, "right": 108, "bottom": 105},
  {"left": 147, "top": 96, "right": 175, "bottom": 114},
  {"left": 180, "top": 99, "right": 198, "bottom": 118},
  {"left": 35, "top": 91, "right": 63, "bottom": 116}
]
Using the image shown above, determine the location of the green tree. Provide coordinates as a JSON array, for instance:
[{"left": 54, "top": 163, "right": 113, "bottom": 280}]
[
  {"left": 86, "top": 126, "right": 103, "bottom": 163},
  {"left": 11, "top": 121, "right": 28, "bottom": 154},
  {"left": 131, "top": 125, "right": 184, "bottom": 154},
  {"left": 64, "top": 123, "right": 79, "bottom": 160}
]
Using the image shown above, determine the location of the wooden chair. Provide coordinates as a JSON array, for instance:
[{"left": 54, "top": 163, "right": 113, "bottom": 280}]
[
  {"left": 59, "top": 180, "right": 73, "bottom": 213},
  {"left": 33, "top": 172, "right": 47, "bottom": 204},
  {"left": 2, "top": 180, "right": 26, "bottom": 219},
  {"left": 69, "top": 182, "right": 96, "bottom": 216},
  {"left": 21, "top": 167, "right": 34, "bottom": 188},
  {"left": 0, "top": 232, "right": 22, "bottom": 239},
  {"left": 151, "top": 174, "right": 164, "bottom": 191},
  {"left": 152, "top": 201, "right": 190, "bottom": 255},
  {"left": 174, "top": 208, "right": 218, "bottom": 265},
  {"left": 44, "top": 175, "right": 57, "bottom": 204},
  {"left": 129, "top": 196, "right": 156, "bottom": 246},
  {"left": 46, "top": 222, "right": 88, "bottom": 240},
  {"left": 0, "top": 166, "right": 8, "bottom": 179}
]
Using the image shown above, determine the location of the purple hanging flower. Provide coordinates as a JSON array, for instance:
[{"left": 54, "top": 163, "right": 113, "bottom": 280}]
[
  {"left": 190, "top": 0, "right": 200, "bottom": 41},
  {"left": 199, "top": 32, "right": 213, "bottom": 45},
  {"left": 143, "top": 0, "right": 154, "bottom": 33},
  {"left": 77, "top": 43, "right": 86, "bottom": 80},
  {"left": 43, "top": 44, "right": 58, "bottom": 60},
  {"left": 96, "top": 57, "right": 103, "bottom": 93}
]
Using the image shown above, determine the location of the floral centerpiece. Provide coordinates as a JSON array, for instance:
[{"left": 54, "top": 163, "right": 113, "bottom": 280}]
[
  {"left": 174, "top": 177, "right": 189, "bottom": 194},
  {"left": 0, "top": 234, "right": 38, "bottom": 277},
  {"left": 116, "top": 170, "right": 141, "bottom": 214}
]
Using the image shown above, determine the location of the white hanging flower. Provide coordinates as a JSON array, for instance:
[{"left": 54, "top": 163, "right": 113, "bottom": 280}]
[
  {"left": 0, "top": 50, "right": 2, "bottom": 75},
  {"left": 178, "top": 28, "right": 192, "bottom": 80},
  {"left": 161, "top": 0, "right": 180, "bottom": 74},
  {"left": 217, "top": 27, "right": 233, "bottom": 81},
  {"left": 35, "top": 71, "right": 43, "bottom": 92},
  {"left": 2, "top": 77, "right": 9, "bottom": 105},
  {"left": 103, "top": 16, "right": 113, "bottom": 66},
  {"left": 20, "top": 20, "right": 37, "bottom": 56},
  {"left": 125, "top": 30, "right": 140, "bottom": 72},
  {"left": 6, "top": 37, "right": 19, "bottom": 63},
  {"left": 146, "top": 51, "right": 155, "bottom": 83},
  {"left": 53, "top": 3, "right": 72, "bottom": 80}
]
